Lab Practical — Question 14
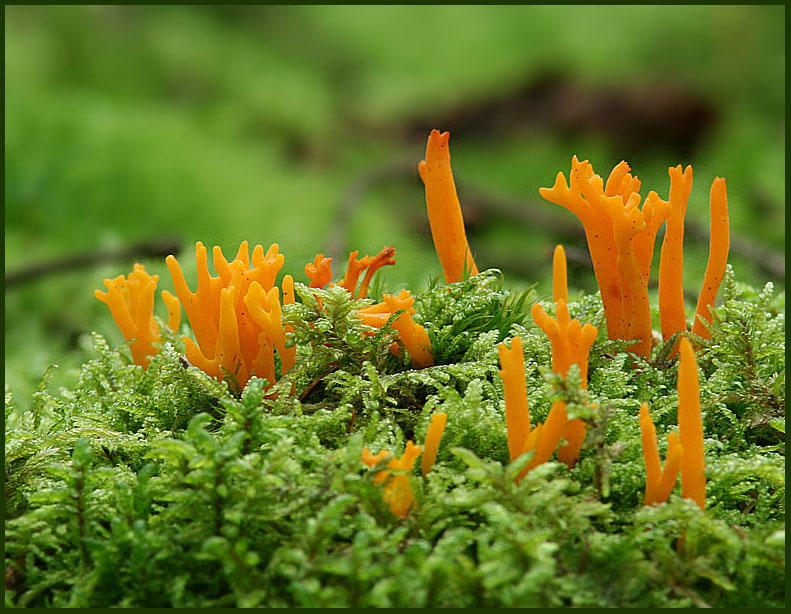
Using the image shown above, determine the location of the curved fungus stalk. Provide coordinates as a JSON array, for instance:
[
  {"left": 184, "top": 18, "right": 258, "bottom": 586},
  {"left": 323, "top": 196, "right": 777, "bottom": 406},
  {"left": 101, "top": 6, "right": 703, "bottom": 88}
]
[
  {"left": 498, "top": 336, "right": 532, "bottom": 463},
  {"left": 357, "top": 289, "right": 434, "bottom": 369},
  {"left": 95, "top": 263, "right": 162, "bottom": 369},
  {"left": 639, "top": 402, "right": 683, "bottom": 505},
  {"left": 692, "top": 178, "right": 729, "bottom": 340},
  {"left": 418, "top": 129, "right": 478, "bottom": 284}
]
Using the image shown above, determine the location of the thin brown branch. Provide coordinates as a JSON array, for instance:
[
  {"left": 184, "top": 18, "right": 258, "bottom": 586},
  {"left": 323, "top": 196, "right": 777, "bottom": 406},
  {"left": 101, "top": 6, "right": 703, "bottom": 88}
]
[{"left": 5, "top": 238, "right": 183, "bottom": 288}]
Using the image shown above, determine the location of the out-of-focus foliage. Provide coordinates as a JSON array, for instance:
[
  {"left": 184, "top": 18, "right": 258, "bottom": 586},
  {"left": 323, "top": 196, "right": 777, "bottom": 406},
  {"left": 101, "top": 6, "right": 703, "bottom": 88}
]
[
  {"left": 5, "top": 271, "right": 784, "bottom": 607},
  {"left": 4, "top": 5, "right": 785, "bottom": 406}
]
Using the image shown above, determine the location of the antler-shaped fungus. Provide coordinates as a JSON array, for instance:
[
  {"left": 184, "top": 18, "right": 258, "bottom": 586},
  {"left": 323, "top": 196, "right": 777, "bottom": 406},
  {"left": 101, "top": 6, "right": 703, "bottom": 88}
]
[
  {"left": 165, "top": 241, "right": 293, "bottom": 389},
  {"left": 95, "top": 263, "right": 166, "bottom": 369}
]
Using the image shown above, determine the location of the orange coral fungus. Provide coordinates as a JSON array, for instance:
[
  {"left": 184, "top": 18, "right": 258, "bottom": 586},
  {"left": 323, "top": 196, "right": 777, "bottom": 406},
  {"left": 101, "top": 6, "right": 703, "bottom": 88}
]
[
  {"left": 639, "top": 402, "right": 683, "bottom": 505},
  {"left": 363, "top": 440, "right": 422, "bottom": 518},
  {"left": 530, "top": 248, "right": 598, "bottom": 470},
  {"left": 165, "top": 241, "right": 293, "bottom": 389},
  {"left": 362, "top": 448, "right": 392, "bottom": 468},
  {"left": 497, "top": 249, "right": 597, "bottom": 480},
  {"left": 541, "top": 158, "right": 729, "bottom": 358},
  {"left": 421, "top": 412, "right": 448, "bottom": 477},
  {"left": 306, "top": 246, "right": 396, "bottom": 298},
  {"left": 639, "top": 338, "right": 704, "bottom": 508},
  {"left": 95, "top": 263, "right": 164, "bottom": 369},
  {"left": 677, "top": 337, "right": 706, "bottom": 510},
  {"left": 552, "top": 245, "right": 568, "bottom": 304},
  {"left": 418, "top": 129, "right": 478, "bottom": 284},
  {"left": 657, "top": 165, "right": 693, "bottom": 344},
  {"left": 161, "top": 290, "right": 181, "bottom": 332},
  {"left": 305, "top": 254, "right": 333, "bottom": 289},
  {"left": 539, "top": 159, "right": 669, "bottom": 357},
  {"left": 498, "top": 336, "right": 531, "bottom": 462},
  {"left": 340, "top": 251, "right": 372, "bottom": 295},
  {"left": 358, "top": 289, "right": 434, "bottom": 368},
  {"left": 356, "top": 246, "right": 396, "bottom": 299},
  {"left": 692, "top": 178, "right": 729, "bottom": 340}
]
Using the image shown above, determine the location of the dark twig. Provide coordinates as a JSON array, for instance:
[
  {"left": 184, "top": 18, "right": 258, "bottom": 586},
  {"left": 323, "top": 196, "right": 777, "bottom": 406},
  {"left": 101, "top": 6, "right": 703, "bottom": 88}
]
[
  {"left": 326, "top": 158, "right": 416, "bottom": 263},
  {"left": 5, "top": 238, "right": 183, "bottom": 288}
]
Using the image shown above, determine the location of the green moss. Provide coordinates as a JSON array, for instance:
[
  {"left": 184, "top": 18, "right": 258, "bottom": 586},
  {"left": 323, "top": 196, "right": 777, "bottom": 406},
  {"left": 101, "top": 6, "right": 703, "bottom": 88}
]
[{"left": 4, "top": 268, "right": 784, "bottom": 607}]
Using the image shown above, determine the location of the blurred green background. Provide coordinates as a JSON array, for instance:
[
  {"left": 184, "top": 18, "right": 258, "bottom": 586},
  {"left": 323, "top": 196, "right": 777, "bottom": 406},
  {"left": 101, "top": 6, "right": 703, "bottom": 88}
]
[{"left": 5, "top": 5, "right": 785, "bottom": 406}]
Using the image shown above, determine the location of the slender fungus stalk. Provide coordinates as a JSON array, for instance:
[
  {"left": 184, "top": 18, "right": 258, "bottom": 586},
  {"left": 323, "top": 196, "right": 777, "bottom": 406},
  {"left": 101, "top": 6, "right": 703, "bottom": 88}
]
[
  {"left": 161, "top": 290, "right": 181, "bottom": 332},
  {"left": 655, "top": 433, "right": 683, "bottom": 505},
  {"left": 640, "top": 402, "right": 684, "bottom": 505},
  {"left": 658, "top": 165, "right": 693, "bottom": 345},
  {"left": 552, "top": 245, "right": 568, "bottom": 304},
  {"left": 421, "top": 412, "right": 448, "bottom": 476},
  {"left": 418, "top": 130, "right": 478, "bottom": 284},
  {"left": 639, "top": 402, "right": 663, "bottom": 504},
  {"left": 678, "top": 337, "right": 706, "bottom": 510},
  {"left": 692, "top": 178, "right": 729, "bottom": 340},
  {"left": 498, "top": 336, "right": 531, "bottom": 462}
]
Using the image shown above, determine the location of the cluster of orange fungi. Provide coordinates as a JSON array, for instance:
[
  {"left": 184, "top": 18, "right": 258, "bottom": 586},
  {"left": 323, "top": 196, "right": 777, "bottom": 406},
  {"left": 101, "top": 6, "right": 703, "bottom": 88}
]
[
  {"left": 640, "top": 337, "right": 706, "bottom": 509},
  {"left": 361, "top": 411, "right": 447, "bottom": 517},
  {"left": 498, "top": 246, "right": 598, "bottom": 482},
  {"left": 97, "top": 128, "right": 724, "bottom": 515},
  {"left": 539, "top": 157, "right": 729, "bottom": 357}
]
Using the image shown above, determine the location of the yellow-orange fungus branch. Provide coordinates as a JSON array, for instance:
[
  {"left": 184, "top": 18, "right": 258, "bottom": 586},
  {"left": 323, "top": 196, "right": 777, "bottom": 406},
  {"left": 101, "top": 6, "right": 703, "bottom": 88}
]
[
  {"left": 498, "top": 336, "right": 531, "bottom": 462},
  {"left": 678, "top": 337, "right": 706, "bottom": 510},
  {"left": 658, "top": 166, "right": 693, "bottom": 345},
  {"left": 552, "top": 245, "right": 568, "bottom": 304},
  {"left": 363, "top": 441, "right": 422, "bottom": 518},
  {"left": 421, "top": 412, "right": 448, "bottom": 477},
  {"left": 362, "top": 448, "right": 392, "bottom": 468},
  {"left": 161, "top": 290, "right": 181, "bottom": 332},
  {"left": 527, "top": 256, "right": 598, "bottom": 471},
  {"left": 356, "top": 246, "right": 396, "bottom": 299},
  {"left": 95, "top": 264, "right": 161, "bottom": 369},
  {"left": 305, "top": 254, "right": 333, "bottom": 288},
  {"left": 497, "top": 251, "right": 597, "bottom": 482},
  {"left": 418, "top": 129, "right": 478, "bottom": 284},
  {"left": 639, "top": 403, "right": 662, "bottom": 504},
  {"left": 340, "top": 251, "right": 372, "bottom": 295},
  {"left": 358, "top": 290, "right": 433, "bottom": 369},
  {"left": 541, "top": 158, "right": 727, "bottom": 359},
  {"left": 166, "top": 241, "right": 292, "bottom": 389},
  {"left": 692, "top": 178, "right": 729, "bottom": 340},
  {"left": 639, "top": 402, "right": 683, "bottom": 505}
]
